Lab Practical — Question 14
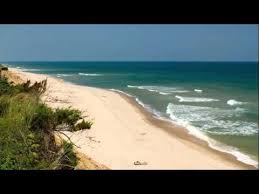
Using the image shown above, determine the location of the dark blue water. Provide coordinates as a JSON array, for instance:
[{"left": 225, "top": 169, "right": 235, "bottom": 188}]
[{"left": 5, "top": 61, "right": 258, "bottom": 166}]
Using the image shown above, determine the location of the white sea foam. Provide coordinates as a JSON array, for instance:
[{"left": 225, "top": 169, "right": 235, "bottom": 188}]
[
  {"left": 234, "top": 107, "right": 246, "bottom": 112},
  {"left": 175, "top": 95, "right": 219, "bottom": 102},
  {"left": 135, "top": 98, "right": 165, "bottom": 119},
  {"left": 78, "top": 73, "right": 102, "bottom": 76},
  {"left": 127, "top": 85, "right": 145, "bottom": 89},
  {"left": 227, "top": 99, "right": 246, "bottom": 106},
  {"left": 109, "top": 89, "right": 133, "bottom": 97},
  {"left": 127, "top": 85, "right": 189, "bottom": 95},
  {"left": 5, "top": 64, "right": 43, "bottom": 72},
  {"left": 110, "top": 89, "right": 163, "bottom": 119},
  {"left": 166, "top": 103, "right": 254, "bottom": 135},
  {"left": 159, "top": 92, "right": 170, "bottom": 95},
  {"left": 127, "top": 85, "right": 136, "bottom": 88},
  {"left": 57, "top": 74, "right": 73, "bottom": 77},
  {"left": 166, "top": 103, "right": 258, "bottom": 167},
  {"left": 194, "top": 89, "right": 203, "bottom": 93},
  {"left": 135, "top": 98, "right": 146, "bottom": 107},
  {"left": 170, "top": 90, "right": 189, "bottom": 93},
  {"left": 20, "top": 68, "right": 41, "bottom": 72}
]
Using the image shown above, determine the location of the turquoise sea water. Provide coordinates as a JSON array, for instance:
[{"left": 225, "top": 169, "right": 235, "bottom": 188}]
[{"left": 5, "top": 62, "right": 258, "bottom": 166}]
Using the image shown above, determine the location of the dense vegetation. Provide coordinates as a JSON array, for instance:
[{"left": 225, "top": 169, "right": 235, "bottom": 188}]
[{"left": 0, "top": 74, "right": 92, "bottom": 170}]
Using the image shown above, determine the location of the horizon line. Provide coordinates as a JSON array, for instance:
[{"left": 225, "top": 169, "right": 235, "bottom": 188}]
[{"left": 1, "top": 60, "right": 258, "bottom": 63}]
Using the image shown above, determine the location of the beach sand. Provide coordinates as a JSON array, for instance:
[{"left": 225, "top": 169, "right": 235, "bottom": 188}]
[{"left": 9, "top": 68, "right": 255, "bottom": 169}]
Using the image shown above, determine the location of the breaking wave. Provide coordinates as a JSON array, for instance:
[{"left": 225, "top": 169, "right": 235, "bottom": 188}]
[
  {"left": 13, "top": 66, "right": 41, "bottom": 72},
  {"left": 227, "top": 99, "right": 246, "bottom": 106},
  {"left": 109, "top": 89, "right": 133, "bottom": 97},
  {"left": 175, "top": 95, "right": 219, "bottom": 102},
  {"left": 56, "top": 74, "right": 73, "bottom": 77},
  {"left": 135, "top": 98, "right": 165, "bottom": 119},
  {"left": 78, "top": 73, "right": 102, "bottom": 76},
  {"left": 194, "top": 89, "right": 203, "bottom": 93},
  {"left": 166, "top": 103, "right": 258, "bottom": 166},
  {"left": 159, "top": 92, "right": 170, "bottom": 95},
  {"left": 127, "top": 85, "right": 189, "bottom": 95}
]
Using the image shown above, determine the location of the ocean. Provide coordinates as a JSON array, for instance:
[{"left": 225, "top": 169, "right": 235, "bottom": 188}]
[{"left": 5, "top": 61, "right": 258, "bottom": 166}]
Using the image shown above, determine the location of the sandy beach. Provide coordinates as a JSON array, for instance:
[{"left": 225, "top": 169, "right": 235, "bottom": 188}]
[{"left": 8, "top": 68, "right": 255, "bottom": 169}]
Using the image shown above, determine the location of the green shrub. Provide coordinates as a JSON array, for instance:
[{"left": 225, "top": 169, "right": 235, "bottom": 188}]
[
  {"left": 57, "top": 141, "right": 78, "bottom": 169},
  {"left": 30, "top": 104, "right": 55, "bottom": 132},
  {"left": 0, "top": 66, "right": 8, "bottom": 70},
  {"left": 0, "top": 76, "right": 81, "bottom": 169},
  {"left": 2, "top": 67, "right": 8, "bottom": 70},
  {"left": 19, "top": 80, "right": 47, "bottom": 95},
  {"left": 0, "top": 77, "right": 47, "bottom": 96},
  {"left": 75, "top": 119, "right": 93, "bottom": 131},
  {"left": 0, "top": 77, "right": 16, "bottom": 95},
  {"left": 0, "top": 95, "right": 75, "bottom": 169},
  {"left": 0, "top": 95, "right": 41, "bottom": 169},
  {"left": 54, "top": 107, "right": 82, "bottom": 127},
  {"left": 0, "top": 96, "right": 10, "bottom": 117}
]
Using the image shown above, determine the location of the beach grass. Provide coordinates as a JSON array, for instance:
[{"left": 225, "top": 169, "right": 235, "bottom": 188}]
[{"left": 0, "top": 73, "right": 92, "bottom": 170}]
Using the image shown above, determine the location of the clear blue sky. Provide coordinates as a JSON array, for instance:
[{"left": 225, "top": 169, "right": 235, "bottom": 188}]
[{"left": 0, "top": 25, "right": 258, "bottom": 62}]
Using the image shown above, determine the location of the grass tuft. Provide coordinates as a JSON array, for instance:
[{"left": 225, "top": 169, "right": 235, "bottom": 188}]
[
  {"left": 75, "top": 120, "right": 93, "bottom": 131},
  {"left": 0, "top": 75, "right": 91, "bottom": 169}
]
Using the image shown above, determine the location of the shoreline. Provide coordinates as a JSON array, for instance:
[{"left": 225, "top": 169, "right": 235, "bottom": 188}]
[
  {"left": 7, "top": 67, "right": 257, "bottom": 169},
  {"left": 117, "top": 92, "right": 256, "bottom": 169}
]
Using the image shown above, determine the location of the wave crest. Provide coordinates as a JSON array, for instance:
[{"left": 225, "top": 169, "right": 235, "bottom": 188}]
[
  {"left": 78, "top": 73, "right": 102, "bottom": 76},
  {"left": 194, "top": 89, "right": 203, "bottom": 93},
  {"left": 227, "top": 99, "right": 246, "bottom": 106},
  {"left": 127, "top": 85, "right": 189, "bottom": 95},
  {"left": 57, "top": 74, "right": 73, "bottom": 77},
  {"left": 166, "top": 103, "right": 256, "bottom": 136},
  {"left": 159, "top": 92, "right": 170, "bottom": 95},
  {"left": 175, "top": 95, "right": 219, "bottom": 102},
  {"left": 109, "top": 89, "right": 133, "bottom": 97},
  {"left": 166, "top": 103, "right": 258, "bottom": 166}
]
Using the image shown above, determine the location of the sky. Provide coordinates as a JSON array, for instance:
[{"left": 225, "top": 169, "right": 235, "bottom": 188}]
[{"left": 0, "top": 25, "right": 258, "bottom": 62}]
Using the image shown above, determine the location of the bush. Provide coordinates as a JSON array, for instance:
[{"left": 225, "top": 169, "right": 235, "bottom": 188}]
[
  {"left": 30, "top": 104, "right": 55, "bottom": 132},
  {"left": 0, "top": 96, "right": 10, "bottom": 117},
  {"left": 0, "top": 76, "right": 83, "bottom": 169},
  {"left": 0, "top": 77, "right": 16, "bottom": 95},
  {"left": 0, "top": 65, "right": 8, "bottom": 70},
  {"left": 57, "top": 141, "right": 78, "bottom": 169},
  {"left": 75, "top": 119, "right": 93, "bottom": 131},
  {"left": 0, "top": 94, "right": 76, "bottom": 169},
  {"left": 0, "top": 94, "right": 42, "bottom": 169},
  {"left": 1, "top": 67, "right": 8, "bottom": 71},
  {"left": 0, "top": 77, "right": 47, "bottom": 96},
  {"left": 54, "top": 107, "right": 82, "bottom": 127},
  {"left": 19, "top": 80, "right": 47, "bottom": 95}
]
